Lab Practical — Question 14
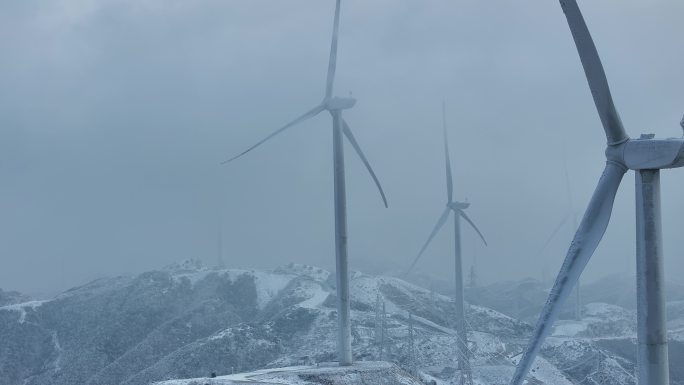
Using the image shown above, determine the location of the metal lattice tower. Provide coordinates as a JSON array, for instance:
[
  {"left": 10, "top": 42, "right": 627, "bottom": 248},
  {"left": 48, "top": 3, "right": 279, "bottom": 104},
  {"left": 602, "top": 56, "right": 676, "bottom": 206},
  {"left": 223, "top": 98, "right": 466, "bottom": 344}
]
[
  {"left": 408, "top": 312, "right": 416, "bottom": 375},
  {"left": 375, "top": 292, "right": 383, "bottom": 346}
]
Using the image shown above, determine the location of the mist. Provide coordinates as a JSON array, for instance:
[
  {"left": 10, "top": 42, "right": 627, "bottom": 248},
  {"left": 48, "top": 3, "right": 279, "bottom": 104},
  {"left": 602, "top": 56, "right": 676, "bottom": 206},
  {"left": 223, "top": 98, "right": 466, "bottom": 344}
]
[{"left": 2, "top": 0, "right": 684, "bottom": 296}]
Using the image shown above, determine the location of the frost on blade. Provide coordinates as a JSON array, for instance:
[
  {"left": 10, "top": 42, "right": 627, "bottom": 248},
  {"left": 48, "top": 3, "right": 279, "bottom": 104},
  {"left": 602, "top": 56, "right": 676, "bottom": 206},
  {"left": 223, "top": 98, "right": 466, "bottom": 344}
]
[{"left": 511, "top": 163, "right": 624, "bottom": 385}]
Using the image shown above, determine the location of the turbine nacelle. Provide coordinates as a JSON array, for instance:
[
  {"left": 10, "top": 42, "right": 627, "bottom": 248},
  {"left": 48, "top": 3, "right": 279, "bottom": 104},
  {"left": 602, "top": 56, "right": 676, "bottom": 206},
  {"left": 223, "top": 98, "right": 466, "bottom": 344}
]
[
  {"left": 324, "top": 96, "right": 357, "bottom": 111},
  {"left": 606, "top": 136, "right": 684, "bottom": 170},
  {"left": 448, "top": 201, "right": 470, "bottom": 210}
]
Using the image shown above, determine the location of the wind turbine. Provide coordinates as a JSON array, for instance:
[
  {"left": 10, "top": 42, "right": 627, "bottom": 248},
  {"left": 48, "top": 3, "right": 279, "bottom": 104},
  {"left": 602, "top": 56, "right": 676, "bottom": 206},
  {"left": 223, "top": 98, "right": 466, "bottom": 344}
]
[
  {"left": 510, "top": 1, "right": 683, "bottom": 384},
  {"left": 534, "top": 160, "right": 581, "bottom": 320},
  {"left": 405, "top": 102, "right": 487, "bottom": 385},
  {"left": 223, "top": 0, "right": 387, "bottom": 366}
]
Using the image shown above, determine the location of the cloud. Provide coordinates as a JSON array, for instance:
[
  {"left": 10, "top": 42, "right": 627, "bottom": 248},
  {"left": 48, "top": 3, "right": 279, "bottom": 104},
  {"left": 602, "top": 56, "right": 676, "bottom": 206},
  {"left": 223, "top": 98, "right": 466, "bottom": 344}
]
[{"left": 1, "top": 0, "right": 683, "bottom": 294}]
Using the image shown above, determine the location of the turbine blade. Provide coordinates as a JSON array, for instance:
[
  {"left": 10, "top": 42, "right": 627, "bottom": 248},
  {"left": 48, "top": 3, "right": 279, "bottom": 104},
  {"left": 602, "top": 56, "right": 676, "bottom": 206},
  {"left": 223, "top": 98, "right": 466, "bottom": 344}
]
[
  {"left": 222, "top": 105, "right": 324, "bottom": 164},
  {"left": 442, "top": 101, "right": 454, "bottom": 203},
  {"left": 342, "top": 120, "right": 388, "bottom": 208},
  {"left": 404, "top": 207, "right": 451, "bottom": 276},
  {"left": 509, "top": 162, "right": 626, "bottom": 385},
  {"left": 325, "top": 0, "right": 341, "bottom": 98},
  {"left": 559, "top": 0, "right": 628, "bottom": 145},
  {"left": 533, "top": 212, "right": 572, "bottom": 260},
  {"left": 458, "top": 210, "right": 487, "bottom": 246}
]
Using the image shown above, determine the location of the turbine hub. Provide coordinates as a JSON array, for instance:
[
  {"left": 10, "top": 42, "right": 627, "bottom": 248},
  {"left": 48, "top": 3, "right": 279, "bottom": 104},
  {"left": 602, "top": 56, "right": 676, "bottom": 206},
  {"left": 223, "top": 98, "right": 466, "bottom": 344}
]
[{"left": 324, "top": 96, "right": 356, "bottom": 111}]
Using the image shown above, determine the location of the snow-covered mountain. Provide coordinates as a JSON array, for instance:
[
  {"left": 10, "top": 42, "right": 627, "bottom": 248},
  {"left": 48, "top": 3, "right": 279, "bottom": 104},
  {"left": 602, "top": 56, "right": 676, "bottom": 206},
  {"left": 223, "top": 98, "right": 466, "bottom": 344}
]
[
  {"left": 1, "top": 261, "right": 682, "bottom": 385},
  {"left": 461, "top": 274, "right": 684, "bottom": 323}
]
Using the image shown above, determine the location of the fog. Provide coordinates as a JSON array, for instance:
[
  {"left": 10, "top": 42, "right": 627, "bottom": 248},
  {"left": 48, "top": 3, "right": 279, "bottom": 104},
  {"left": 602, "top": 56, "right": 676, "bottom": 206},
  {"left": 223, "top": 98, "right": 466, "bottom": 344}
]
[{"left": 1, "top": 0, "right": 683, "bottom": 296}]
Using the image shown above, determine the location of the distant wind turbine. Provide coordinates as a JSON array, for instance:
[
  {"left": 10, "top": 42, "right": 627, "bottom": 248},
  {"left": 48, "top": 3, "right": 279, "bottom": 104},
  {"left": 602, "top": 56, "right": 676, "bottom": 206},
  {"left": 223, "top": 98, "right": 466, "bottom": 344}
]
[
  {"left": 563, "top": 160, "right": 582, "bottom": 321},
  {"left": 222, "top": 0, "right": 387, "bottom": 366},
  {"left": 405, "top": 102, "right": 487, "bottom": 385},
  {"left": 534, "top": 160, "right": 581, "bottom": 320},
  {"left": 510, "top": 1, "right": 684, "bottom": 384}
]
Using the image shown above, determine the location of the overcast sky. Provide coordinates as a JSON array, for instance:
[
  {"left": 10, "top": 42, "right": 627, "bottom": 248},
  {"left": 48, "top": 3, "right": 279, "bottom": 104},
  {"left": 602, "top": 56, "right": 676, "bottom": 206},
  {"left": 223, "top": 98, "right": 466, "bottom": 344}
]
[{"left": 1, "top": 0, "right": 683, "bottom": 295}]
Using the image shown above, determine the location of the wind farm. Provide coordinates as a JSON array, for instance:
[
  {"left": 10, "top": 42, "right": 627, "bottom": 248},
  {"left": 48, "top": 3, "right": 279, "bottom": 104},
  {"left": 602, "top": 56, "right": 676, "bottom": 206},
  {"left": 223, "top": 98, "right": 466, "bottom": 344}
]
[{"left": 1, "top": 1, "right": 683, "bottom": 385}]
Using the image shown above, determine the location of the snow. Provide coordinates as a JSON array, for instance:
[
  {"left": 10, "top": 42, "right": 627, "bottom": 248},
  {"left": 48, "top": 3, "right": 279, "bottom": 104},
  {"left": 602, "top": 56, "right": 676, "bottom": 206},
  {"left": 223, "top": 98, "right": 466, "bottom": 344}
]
[
  {"left": 164, "top": 260, "right": 296, "bottom": 308},
  {"left": 417, "top": 371, "right": 449, "bottom": 385},
  {"left": 275, "top": 264, "right": 331, "bottom": 282},
  {"left": 209, "top": 328, "right": 234, "bottom": 341},
  {"left": 198, "top": 268, "right": 296, "bottom": 309},
  {"left": 548, "top": 302, "right": 635, "bottom": 339},
  {"left": 470, "top": 304, "right": 518, "bottom": 323},
  {"left": 0, "top": 300, "right": 48, "bottom": 323},
  {"left": 50, "top": 330, "right": 64, "bottom": 372},
  {"left": 510, "top": 355, "right": 573, "bottom": 385},
  {"left": 251, "top": 270, "right": 295, "bottom": 309},
  {"left": 410, "top": 314, "right": 456, "bottom": 336},
  {"left": 552, "top": 320, "right": 589, "bottom": 337},
  {"left": 296, "top": 282, "right": 330, "bottom": 309},
  {"left": 526, "top": 357, "right": 573, "bottom": 385},
  {"left": 470, "top": 331, "right": 506, "bottom": 357},
  {"left": 202, "top": 365, "right": 310, "bottom": 383},
  {"left": 349, "top": 273, "right": 448, "bottom": 317},
  {"left": 474, "top": 365, "right": 515, "bottom": 385},
  {"left": 152, "top": 362, "right": 419, "bottom": 385},
  {"left": 0, "top": 263, "right": 654, "bottom": 385},
  {"left": 173, "top": 270, "right": 214, "bottom": 287},
  {"left": 349, "top": 274, "right": 382, "bottom": 307},
  {"left": 669, "top": 327, "right": 684, "bottom": 342},
  {"left": 583, "top": 302, "right": 630, "bottom": 318}
]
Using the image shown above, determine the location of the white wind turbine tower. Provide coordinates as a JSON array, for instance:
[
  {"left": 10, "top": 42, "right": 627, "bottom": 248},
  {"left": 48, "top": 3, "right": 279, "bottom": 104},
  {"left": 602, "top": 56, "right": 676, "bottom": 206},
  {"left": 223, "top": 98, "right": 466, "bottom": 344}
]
[
  {"left": 405, "top": 103, "right": 487, "bottom": 385},
  {"left": 511, "top": 1, "right": 683, "bottom": 384},
  {"left": 223, "top": 0, "right": 387, "bottom": 366}
]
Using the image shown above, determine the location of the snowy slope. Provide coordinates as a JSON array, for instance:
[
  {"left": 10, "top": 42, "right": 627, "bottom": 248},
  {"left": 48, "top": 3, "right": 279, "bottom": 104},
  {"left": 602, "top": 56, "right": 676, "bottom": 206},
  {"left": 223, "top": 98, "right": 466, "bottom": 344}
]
[
  {"left": 552, "top": 303, "right": 635, "bottom": 338},
  {"left": 153, "top": 362, "right": 421, "bottom": 385},
  {"left": 2, "top": 261, "right": 681, "bottom": 385}
]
